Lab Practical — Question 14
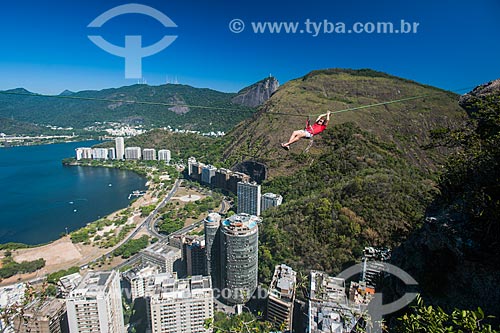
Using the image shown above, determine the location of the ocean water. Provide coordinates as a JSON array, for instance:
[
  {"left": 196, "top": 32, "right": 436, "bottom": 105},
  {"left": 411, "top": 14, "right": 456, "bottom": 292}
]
[{"left": 0, "top": 141, "right": 147, "bottom": 245}]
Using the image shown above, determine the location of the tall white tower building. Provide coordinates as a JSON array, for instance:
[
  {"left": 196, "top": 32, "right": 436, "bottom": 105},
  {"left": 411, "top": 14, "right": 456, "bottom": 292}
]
[
  {"left": 220, "top": 213, "right": 260, "bottom": 305},
  {"left": 115, "top": 137, "right": 125, "bottom": 160}
]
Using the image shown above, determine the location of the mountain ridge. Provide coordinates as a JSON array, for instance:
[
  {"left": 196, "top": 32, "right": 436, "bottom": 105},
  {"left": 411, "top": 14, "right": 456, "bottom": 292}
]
[
  {"left": 221, "top": 68, "right": 467, "bottom": 176},
  {"left": 0, "top": 80, "right": 273, "bottom": 133}
]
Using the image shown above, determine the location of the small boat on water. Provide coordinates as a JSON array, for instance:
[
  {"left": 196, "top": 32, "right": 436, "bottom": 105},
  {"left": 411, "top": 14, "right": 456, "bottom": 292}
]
[{"left": 128, "top": 190, "right": 146, "bottom": 200}]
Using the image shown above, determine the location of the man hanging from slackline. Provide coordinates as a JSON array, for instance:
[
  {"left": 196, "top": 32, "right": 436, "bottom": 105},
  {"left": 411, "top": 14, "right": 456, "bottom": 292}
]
[{"left": 281, "top": 111, "right": 331, "bottom": 150}]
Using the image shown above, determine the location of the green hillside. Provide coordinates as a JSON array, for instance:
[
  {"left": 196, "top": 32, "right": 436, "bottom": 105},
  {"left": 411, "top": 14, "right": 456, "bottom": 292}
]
[
  {"left": 257, "top": 122, "right": 436, "bottom": 282},
  {"left": 0, "top": 84, "right": 255, "bottom": 133},
  {"left": 0, "top": 117, "right": 61, "bottom": 136},
  {"left": 222, "top": 68, "right": 467, "bottom": 175}
]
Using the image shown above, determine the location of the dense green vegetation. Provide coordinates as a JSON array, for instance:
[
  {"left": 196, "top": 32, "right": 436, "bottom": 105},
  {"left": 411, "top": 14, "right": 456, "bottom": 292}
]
[
  {"left": 157, "top": 211, "right": 184, "bottom": 235},
  {"left": 0, "top": 84, "right": 256, "bottom": 132},
  {"left": 0, "top": 253, "right": 45, "bottom": 279},
  {"left": 257, "top": 123, "right": 435, "bottom": 284},
  {"left": 391, "top": 81, "right": 500, "bottom": 321},
  {"left": 395, "top": 297, "right": 499, "bottom": 333},
  {"left": 113, "top": 235, "right": 150, "bottom": 259},
  {"left": 157, "top": 196, "right": 220, "bottom": 235},
  {"left": 436, "top": 92, "right": 500, "bottom": 253},
  {"left": 0, "top": 117, "right": 61, "bottom": 136},
  {"left": 140, "top": 204, "right": 156, "bottom": 217},
  {"left": 46, "top": 266, "right": 80, "bottom": 284},
  {"left": 206, "top": 312, "right": 273, "bottom": 333},
  {"left": 0, "top": 242, "right": 37, "bottom": 250}
]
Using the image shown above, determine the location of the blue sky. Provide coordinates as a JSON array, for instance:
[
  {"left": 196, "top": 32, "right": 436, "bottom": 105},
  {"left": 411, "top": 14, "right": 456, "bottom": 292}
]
[{"left": 0, "top": 0, "right": 499, "bottom": 94}]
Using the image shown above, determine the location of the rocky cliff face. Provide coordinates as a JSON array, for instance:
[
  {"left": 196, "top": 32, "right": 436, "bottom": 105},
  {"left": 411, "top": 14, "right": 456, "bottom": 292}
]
[
  {"left": 232, "top": 77, "right": 279, "bottom": 107},
  {"left": 390, "top": 79, "right": 500, "bottom": 321},
  {"left": 459, "top": 78, "right": 500, "bottom": 113}
]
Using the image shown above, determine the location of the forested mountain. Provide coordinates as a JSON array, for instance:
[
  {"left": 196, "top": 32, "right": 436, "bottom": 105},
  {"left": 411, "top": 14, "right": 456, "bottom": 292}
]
[
  {"left": 0, "top": 82, "right": 269, "bottom": 133},
  {"left": 222, "top": 68, "right": 467, "bottom": 175}
]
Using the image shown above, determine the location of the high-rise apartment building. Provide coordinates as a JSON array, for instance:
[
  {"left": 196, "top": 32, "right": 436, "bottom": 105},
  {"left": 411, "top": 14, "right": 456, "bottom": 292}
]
[
  {"left": 220, "top": 213, "right": 260, "bottom": 305},
  {"left": 201, "top": 165, "right": 217, "bottom": 185},
  {"left": 213, "top": 168, "right": 232, "bottom": 192},
  {"left": 158, "top": 149, "right": 171, "bottom": 163},
  {"left": 146, "top": 275, "right": 213, "bottom": 333},
  {"left": 140, "top": 243, "right": 182, "bottom": 274},
  {"left": 66, "top": 271, "right": 124, "bottom": 333},
  {"left": 142, "top": 148, "right": 156, "bottom": 161},
  {"left": 237, "top": 181, "right": 261, "bottom": 216},
  {"left": 204, "top": 212, "right": 221, "bottom": 289},
  {"left": 13, "top": 298, "right": 68, "bottom": 333},
  {"left": 261, "top": 193, "right": 283, "bottom": 213},
  {"left": 75, "top": 147, "right": 93, "bottom": 160},
  {"left": 123, "top": 266, "right": 159, "bottom": 301},
  {"left": 115, "top": 137, "right": 125, "bottom": 160},
  {"left": 189, "top": 161, "right": 204, "bottom": 182},
  {"left": 185, "top": 237, "right": 206, "bottom": 277},
  {"left": 267, "top": 264, "right": 296, "bottom": 331},
  {"left": 92, "top": 148, "right": 109, "bottom": 160},
  {"left": 227, "top": 172, "right": 250, "bottom": 194},
  {"left": 107, "top": 147, "right": 116, "bottom": 160},
  {"left": 124, "top": 147, "right": 142, "bottom": 160}
]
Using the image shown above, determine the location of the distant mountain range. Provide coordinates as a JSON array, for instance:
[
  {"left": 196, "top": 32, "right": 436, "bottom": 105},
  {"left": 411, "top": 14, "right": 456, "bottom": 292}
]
[{"left": 0, "top": 77, "right": 279, "bottom": 134}]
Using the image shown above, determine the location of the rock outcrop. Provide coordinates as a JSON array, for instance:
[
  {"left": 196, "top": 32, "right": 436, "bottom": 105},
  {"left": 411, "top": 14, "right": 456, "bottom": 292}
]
[
  {"left": 459, "top": 78, "right": 500, "bottom": 112},
  {"left": 232, "top": 77, "right": 279, "bottom": 107}
]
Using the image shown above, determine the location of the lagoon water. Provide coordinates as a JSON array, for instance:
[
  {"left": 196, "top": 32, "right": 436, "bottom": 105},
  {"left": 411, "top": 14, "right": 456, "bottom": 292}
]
[{"left": 0, "top": 141, "right": 147, "bottom": 245}]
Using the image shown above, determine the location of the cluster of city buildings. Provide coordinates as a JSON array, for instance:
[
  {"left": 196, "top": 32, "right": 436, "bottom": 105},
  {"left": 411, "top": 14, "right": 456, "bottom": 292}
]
[
  {"left": 187, "top": 157, "right": 283, "bottom": 216},
  {"left": 1, "top": 216, "right": 390, "bottom": 333},
  {"left": 83, "top": 122, "right": 145, "bottom": 137},
  {"left": 308, "top": 247, "right": 392, "bottom": 333},
  {"left": 75, "top": 137, "right": 171, "bottom": 163}
]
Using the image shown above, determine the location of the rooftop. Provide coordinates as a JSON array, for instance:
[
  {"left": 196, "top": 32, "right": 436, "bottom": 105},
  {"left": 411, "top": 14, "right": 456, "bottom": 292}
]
[
  {"left": 146, "top": 275, "right": 212, "bottom": 300},
  {"left": 309, "top": 271, "right": 365, "bottom": 333},
  {"left": 70, "top": 271, "right": 116, "bottom": 298},
  {"left": 22, "top": 298, "right": 65, "bottom": 319},
  {"left": 221, "top": 213, "right": 260, "bottom": 234},
  {"left": 262, "top": 193, "right": 282, "bottom": 199},
  {"left": 123, "top": 265, "right": 158, "bottom": 282},
  {"left": 142, "top": 242, "right": 181, "bottom": 258},
  {"left": 269, "top": 264, "right": 296, "bottom": 301},
  {"left": 204, "top": 212, "right": 221, "bottom": 225},
  {"left": 310, "top": 271, "right": 347, "bottom": 304}
]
